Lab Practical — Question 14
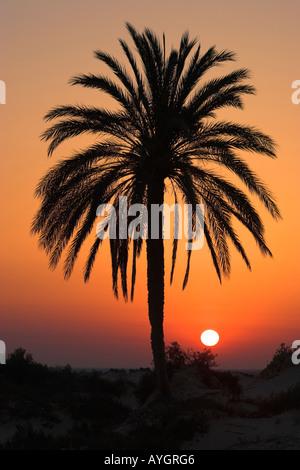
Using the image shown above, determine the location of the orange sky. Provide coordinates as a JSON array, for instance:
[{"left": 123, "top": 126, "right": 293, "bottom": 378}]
[{"left": 0, "top": 0, "right": 299, "bottom": 369}]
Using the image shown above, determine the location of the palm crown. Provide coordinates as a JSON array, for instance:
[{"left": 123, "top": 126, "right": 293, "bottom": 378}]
[{"left": 32, "top": 24, "right": 280, "bottom": 301}]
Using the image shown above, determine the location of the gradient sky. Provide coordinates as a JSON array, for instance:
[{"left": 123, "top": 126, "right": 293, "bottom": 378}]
[{"left": 0, "top": 0, "right": 299, "bottom": 369}]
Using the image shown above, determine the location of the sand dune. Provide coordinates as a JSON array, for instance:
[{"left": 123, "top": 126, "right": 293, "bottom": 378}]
[
  {"left": 0, "top": 362, "right": 299, "bottom": 449},
  {"left": 104, "top": 363, "right": 299, "bottom": 449},
  {"left": 179, "top": 365, "right": 300, "bottom": 450}
]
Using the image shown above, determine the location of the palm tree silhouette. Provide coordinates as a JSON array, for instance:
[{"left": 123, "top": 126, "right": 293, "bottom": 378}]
[{"left": 32, "top": 24, "right": 280, "bottom": 400}]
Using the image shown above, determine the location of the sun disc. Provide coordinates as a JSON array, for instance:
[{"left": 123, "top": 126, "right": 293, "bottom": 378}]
[{"left": 201, "top": 329, "right": 219, "bottom": 346}]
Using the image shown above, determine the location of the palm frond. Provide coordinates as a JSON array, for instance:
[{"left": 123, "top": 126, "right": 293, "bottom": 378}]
[
  {"left": 33, "top": 25, "right": 280, "bottom": 297},
  {"left": 84, "top": 237, "right": 102, "bottom": 282}
]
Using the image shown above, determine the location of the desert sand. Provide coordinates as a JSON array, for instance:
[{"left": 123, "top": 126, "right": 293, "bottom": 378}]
[
  {"left": 181, "top": 367, "right": 300, "bottom": 450},
  {"left": 107, "top": 364, "right": 300, "bottom": 450},
  {"left": 0, "top": 360, "right": 299, "bottom": 450}
]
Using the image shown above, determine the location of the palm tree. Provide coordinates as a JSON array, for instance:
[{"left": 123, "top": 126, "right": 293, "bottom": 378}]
[{"left": 32, "top": 24, "right": 280, "bottom": 401}]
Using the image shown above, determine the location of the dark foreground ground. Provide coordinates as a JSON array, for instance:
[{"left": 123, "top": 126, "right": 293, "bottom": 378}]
[{"left": 0, "top": 346, "right": 299, "bottom": 450}]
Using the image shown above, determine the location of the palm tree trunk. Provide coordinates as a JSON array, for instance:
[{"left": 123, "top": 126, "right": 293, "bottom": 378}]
[{"left": 146, "top": 176, "right": 171, "bottom": 400}]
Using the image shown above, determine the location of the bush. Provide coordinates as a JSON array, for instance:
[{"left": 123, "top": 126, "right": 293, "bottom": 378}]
[
  {"left": 188, "top": 348, "right": 218, "bottom": 372},
  {"left": 202, "top": 370, "right": 242, "bottom": 398},
  {"left": 165, "top": 342, "right": 188, "bottom": 369},
  {"left": 255, "top": 385, "right": 300, "bottom": 416},
  {"left": 260, "top": 343, "right": 294, "bottom": 378},
  {"left": 165, "top": 341, "right": 218, "bottom": 371},
  {"left": 4, "top": 348, "right": 50, "bottom": 385}
]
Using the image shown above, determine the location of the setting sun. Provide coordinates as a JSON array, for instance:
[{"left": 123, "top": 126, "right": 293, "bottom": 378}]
[{"left": 201, "top": 330, "right": 220, "bottom": 347}]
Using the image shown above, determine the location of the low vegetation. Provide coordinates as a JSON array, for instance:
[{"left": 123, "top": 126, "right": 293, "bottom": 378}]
[
  {"left": 259, "top": 343, "right": 294, "bottom": 378},
  {"left": 0, "top": 343, "right": 298, "bottom": 450}
]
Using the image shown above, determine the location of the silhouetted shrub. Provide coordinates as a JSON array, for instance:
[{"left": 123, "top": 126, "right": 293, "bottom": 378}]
[
  {"left": 202, "top": 370, "right": 242, "bottom": 398},
  {"left": 4, "top": 348, "right": 49, "bottom": 385},
  {"left": 188, "top": 348, "right": 218, "bottom": 372},
  {"left": 255, "top": 385, "right": 300, "bottom": 416},
  {"left": 165, "top": 342, "right": 218, "bottom": 371},
  {"left": 260, "top": 343, "right": 294, "bottom": 378},
  {"left": 165, "top": 342, "right": 188, "bottom": 369},
  {"left": 7, "top": 348, "right": 34, "bottom": 365}
]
